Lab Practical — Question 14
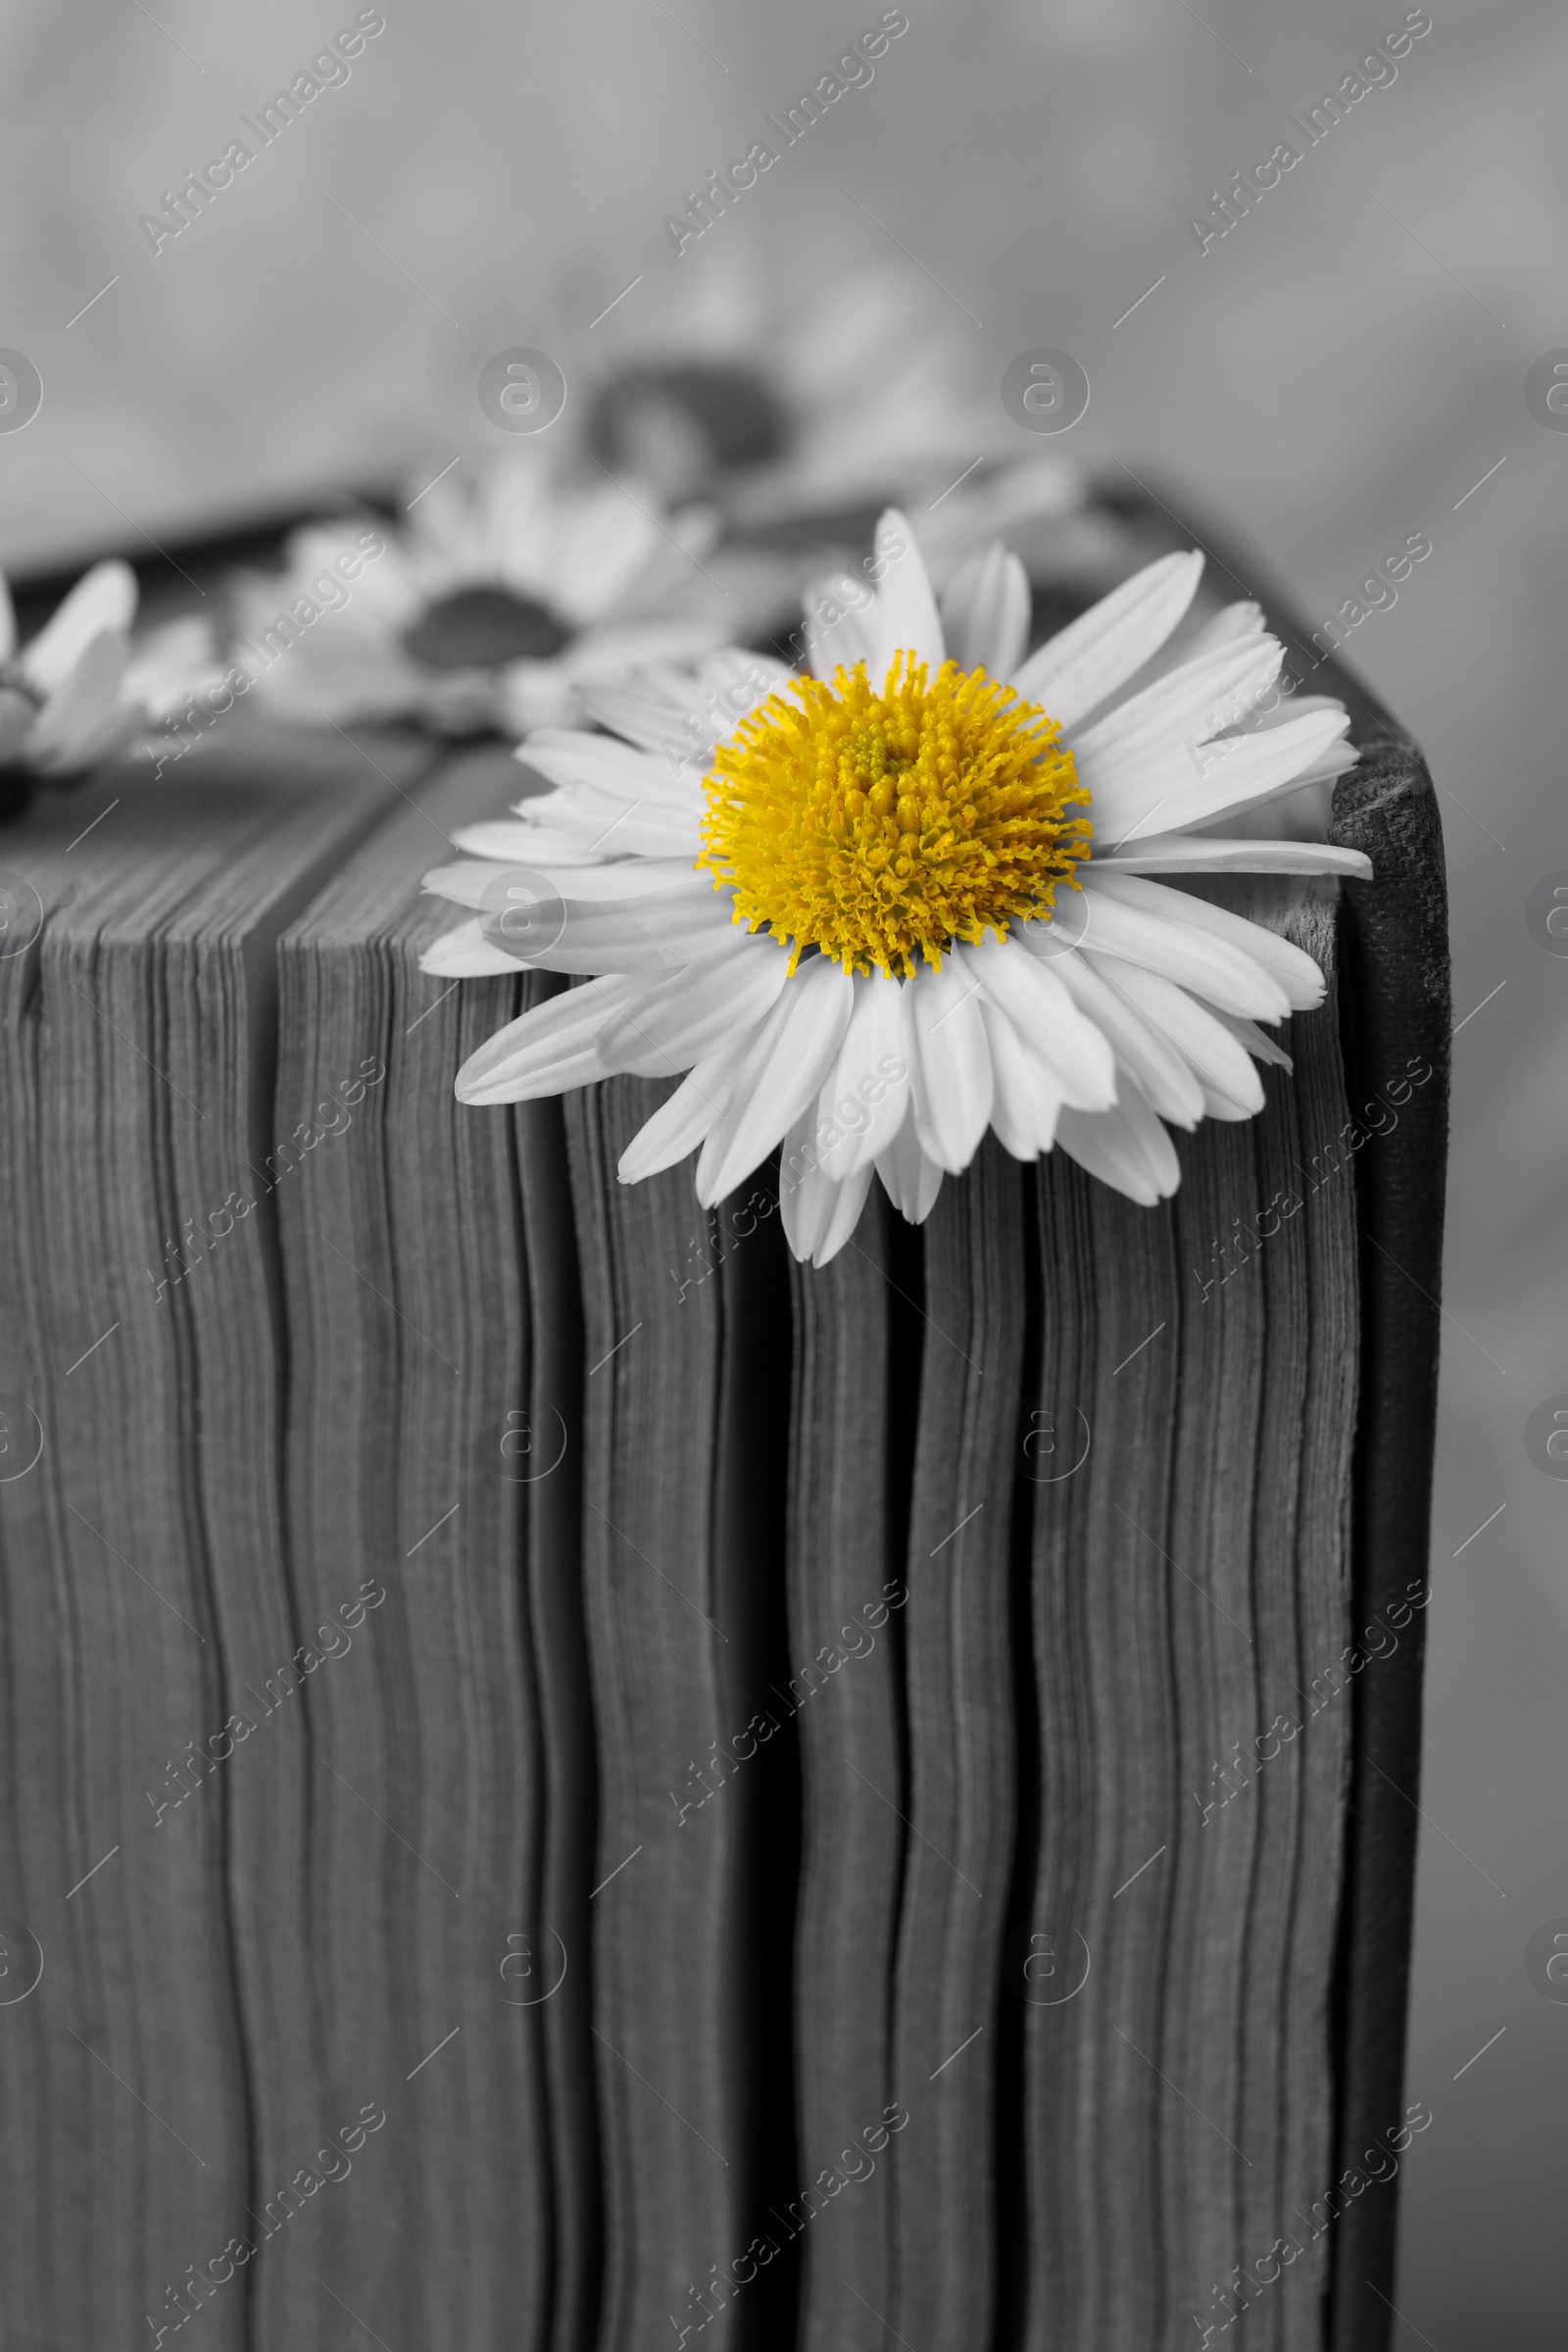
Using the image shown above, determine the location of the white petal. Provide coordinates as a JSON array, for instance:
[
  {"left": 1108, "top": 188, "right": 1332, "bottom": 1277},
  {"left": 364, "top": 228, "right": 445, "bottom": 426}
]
[
  {"left": 874, "top": 1115, "right": 945, "bottom": 1224},
  {"left": 519, "top": 728, "right": 669, "bottom": 797},
  {"left": 1072, "top": 882, "right": 1293, "bottom": 1019},
  {"left": 813, "top": 973, "right": 911, "bottom": 1180},
  {"left": 0, "top": 689, "right": 36, "bottom": 762},
  {"left": 1210, "top": 1008, "right": 1293, "bottom": 1072},
  {"left": 809, "top": 1161, "right": 876, "bottom": 1265},
  {"left": 418, "top": 916, "right": 530, "bottom": 977},
  {"left": 1086, "top": 871, "right": 1325, "bottom": 1009},
  {"left": 23, "top": 562, "right": 137, "bottom": 696},
  {"left": 803, "top": 569, "right": 881, "bottom": 680},
  {"left": 571, "top": 669, "right": 700, "bottom": 753},
  {"left": 619, "top": 648, "right": 791, "bottom": 760},
  {"left": 1091, "top": 708, "right": 1354, "bottom": 844},
  {"left": 779, "top": 1113, "right": 824, "bottom": 1259},
  {"left": 977, "top": 999, "right": 1061, "bottom": 1159},
  {"left": 1071, "top": 634, "right": 1283, "bottom": 808},
  {"left": 424, "top": 856, "right": 697, "bottom": 909},
  {"left": 779, "top": 1117, "right": 874, "bottom": 1264},
  {"left": 422, "top": 860, "right": 731, "bottom": 975},
  {"left": 122, "top": 615, "right": 220, "bottom": 716},
  {"left": 544, "top": 485, "right": 665, "bottom": 622},
  {"left": 596, "top": 939, "right": 789, "bottom": 1076},
  {"left": 29, "top": 702, "right": 142, "bottom": 775},
  {"left": 697, "top": 957, "right": 855, "bottom": 1205},
  {"left": 526, "top": 791, "right": 702, "bottom": 861},
  {"left": 1009, "top": 551, "right": 1203, "bottom": 732},
  {"left": 1183, "top": 599, "right": 1265, "bottom": 654},
  {"left": 1251, "top": 690, "right": 1347, "bottom": 729},
  {"left": 963, "top": 937, "right": 1117, "bottom": 1108},
  {"left": 697, "top": 646, "right": 797, "bottom": 702},
  {"left": 907, "top": 961, "right": 994, "bottom": 1174},
  {"left": 573, "top": 651, "right": 793, "bottom": 759},
  {"left": 1113, "top": 596, "right": 1269, "bottom": 704},
  {"left": 1053, "top": 953, "right": 1205, "bottom": 1128},
  {"left": 555, "top": 616, "right": 728, "bottom": 679},
  {"left": 865, "top": 510, "right": 945, "bottom": 681},
  {"left": 939, "top": 544, "right": 1030, "bottom": 678},
  {"left": 28, "top": 632, "right": 132, "bottom": 760},
  {"left": 462, "top": 457, "right": 548, "bottom": 587},
  {"left": 1279, "top": 738, "right": 1359, "bottom": 795},
  {"left": 1091, "top": 959, "right": 1265, "bottom": 1117},
  {"left": 450, "top": 818, "right": 621, "bottom": 865},
  {"left": 1055, "top": 1095, "right": 1181, "bottom": 1205},
  {"left": 617, "top": 1041, "right": 746, "bottom": 1181},
  {"left": 1088, "top": 833, "right": 1371, "bottom": 878},
  {"left": 455, "top": 975, "right": 636, "bottom": 1104},
  {"left": 524, "top": 891, "right": 736, "bottom": 975},
  {"left": 1195, "top": 1087, "right": 1257, "bottom": 1124}
]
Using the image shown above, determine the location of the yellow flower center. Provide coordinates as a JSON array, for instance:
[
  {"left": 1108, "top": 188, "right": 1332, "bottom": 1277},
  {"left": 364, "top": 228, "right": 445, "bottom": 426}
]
[{"left": 697, "top": 656, "right": 1091, "bottom": 978}]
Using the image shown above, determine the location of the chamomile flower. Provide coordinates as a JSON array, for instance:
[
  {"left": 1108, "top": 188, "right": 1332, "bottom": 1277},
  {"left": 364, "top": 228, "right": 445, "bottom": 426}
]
[
  {"left": 419, "top": 514, "right": 1370, "bottom": 1265},
  {"left": 226, "top": 459, "right": 732, "bottom": 739},
  {"left": 0, "top": 559, "right": 217, "bottom": 821}
]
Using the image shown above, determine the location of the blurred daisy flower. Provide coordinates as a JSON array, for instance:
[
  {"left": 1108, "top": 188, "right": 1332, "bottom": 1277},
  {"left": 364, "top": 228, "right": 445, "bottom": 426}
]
[
  {"left": 0, "top": 559, "right": 216, "bottom": 821},
  {"left": 583, "top": 259, "right": 996, "bottom": 515},
  {"left": 225, "top": 459, "right": 732, "bottom": 739},
  {"left": 419, "top": 514, "right": 1369, "bottom": 1265}
]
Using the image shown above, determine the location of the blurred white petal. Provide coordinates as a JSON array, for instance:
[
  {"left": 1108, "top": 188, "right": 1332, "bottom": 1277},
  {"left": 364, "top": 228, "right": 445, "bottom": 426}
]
[{"left": 22, "top": 561, "right": 136, "bottom": 697}]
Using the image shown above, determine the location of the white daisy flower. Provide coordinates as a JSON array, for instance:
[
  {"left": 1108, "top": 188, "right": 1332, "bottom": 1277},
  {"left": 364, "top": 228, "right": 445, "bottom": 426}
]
[
  {"left": 0, "top": 559, "right": 217, "bottom": 820},
  {"left": 225, "top": 459, "right": 732, "bottom": 739},
  {"left": 418, "top": 514, "right": 1371, "bottom": 1266}
]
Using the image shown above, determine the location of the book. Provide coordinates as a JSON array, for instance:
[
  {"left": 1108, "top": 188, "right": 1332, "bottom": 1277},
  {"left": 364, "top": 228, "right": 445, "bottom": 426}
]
[
  {"left": 0, "top": 727, "right": 428, "bottom": 2348},
  {"left": 270, "top": 745, "right": 600, "bottom": 2351},
  {"left": 0, "top": 487, "right": 1447, "bottom": 2351}
]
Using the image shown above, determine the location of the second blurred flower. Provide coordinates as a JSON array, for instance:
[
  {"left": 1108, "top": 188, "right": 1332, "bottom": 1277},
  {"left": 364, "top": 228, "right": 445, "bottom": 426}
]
[{"left": 226, "top": 458, "right": 731, "bottom": 737}]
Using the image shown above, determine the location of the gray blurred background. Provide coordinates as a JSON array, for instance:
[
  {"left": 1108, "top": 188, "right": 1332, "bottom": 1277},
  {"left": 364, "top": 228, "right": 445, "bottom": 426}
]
[{"left": 3, "top": 0, "right": 1562, "bottom": 2338}]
